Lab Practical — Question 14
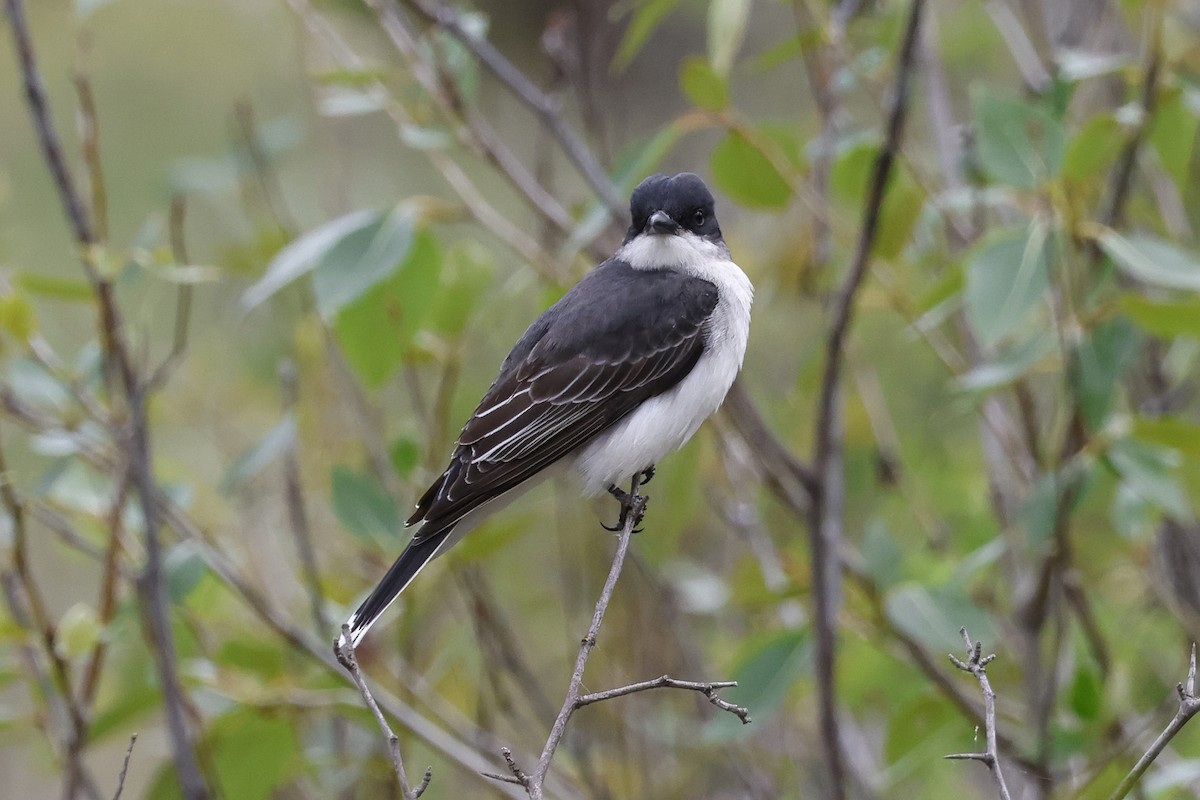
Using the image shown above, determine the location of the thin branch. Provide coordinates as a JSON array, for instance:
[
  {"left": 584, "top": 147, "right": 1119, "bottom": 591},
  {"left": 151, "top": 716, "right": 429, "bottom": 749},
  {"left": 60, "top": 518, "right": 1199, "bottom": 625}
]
[
  {"left": 336, "top": 625, "right": 431, "bottom": 799},
  {"left": 494, "top": 474, "right": 749, "bottom": 799},
  {"left": 278, "top": 360, "right": 329, "bottom": 635},
  {"left": 147, "top": 194, "right": 195, "bottom": 390},
  {"left": 405, "top": 0, "right": 625, "bottom": 219},
  {"left": 522, "top": 475, "right": 646, "bottom": 798},
  {"left": 4, "top": 0, "right": 96, "bottom": 262},
  {"left": 576, "top": 675, "right": 750, "bottom": 724},
  {"left": 1107, "top": 644, "right": 1200, "bottom": 800},
  {"left": 112, "top": 734, "right": 138, "bottom": 800},
  {"left": 807, "top": 2, "right": 926, "bottom": 797},
  {"left": 945, "top": 628, "right": 1013, "bottom": 800},
  {"left": 4, "top": 3, "right": 208, "bottom": 794}
]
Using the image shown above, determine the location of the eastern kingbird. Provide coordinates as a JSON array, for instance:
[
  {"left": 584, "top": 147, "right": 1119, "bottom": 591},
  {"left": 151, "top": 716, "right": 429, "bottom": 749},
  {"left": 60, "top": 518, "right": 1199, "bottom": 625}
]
[{"left": 340, "top": 172, "right": 753, "bottom": 649}]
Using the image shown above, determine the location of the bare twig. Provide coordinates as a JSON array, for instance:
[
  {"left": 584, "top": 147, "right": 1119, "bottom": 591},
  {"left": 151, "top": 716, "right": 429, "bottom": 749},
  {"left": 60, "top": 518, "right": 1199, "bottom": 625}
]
[
  {"left": 576, "top": 675, "right": 750, "bottom": 724},
  {"left": 807, "top": 2, "right": 926, "bottom": 797},
  {"left": 336, "top": 624, "right": 431, "bottom": 798},
  {"left": 147, "top": 194, "right": 195, "bottom": 390},
  {"left": 1106, "top": 644, "right": 1200, "bottom": 800},
  {"left": 946, "top": 628, "right": 1013, "bottom": 800},
  {"left": 112, "top": 734, "right": 138, "bottom": 800},
  {"left": 278, "top": 360, "right": 328, "bottom": 634}
]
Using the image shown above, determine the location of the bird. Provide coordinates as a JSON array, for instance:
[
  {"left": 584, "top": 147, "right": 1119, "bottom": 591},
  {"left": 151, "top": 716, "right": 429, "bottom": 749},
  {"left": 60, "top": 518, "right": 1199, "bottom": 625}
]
[{"left": 339, "top": 172, "right": 753, "bottom": 650}]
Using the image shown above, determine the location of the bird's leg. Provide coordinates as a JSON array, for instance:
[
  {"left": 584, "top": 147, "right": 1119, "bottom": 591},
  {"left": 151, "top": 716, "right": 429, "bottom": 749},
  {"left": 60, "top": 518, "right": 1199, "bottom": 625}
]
[{"left": 602, "top": 473, "right": 649, "bottom": 533}]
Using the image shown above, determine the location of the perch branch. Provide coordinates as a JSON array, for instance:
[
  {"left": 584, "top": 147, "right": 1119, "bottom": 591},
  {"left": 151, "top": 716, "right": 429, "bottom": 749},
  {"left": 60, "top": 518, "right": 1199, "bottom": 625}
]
[
  {"left": 945, "top": 627, "right": 1013, "bottom": 800},
  {"left": 496, "top": 474, "right": 747, "bottom": 799},
  {"left": 336, "top": 624, "right": 432, "bottom": 799},
  {"left": 1106, "top": 644, "right": 1200, "bottom": 800}
]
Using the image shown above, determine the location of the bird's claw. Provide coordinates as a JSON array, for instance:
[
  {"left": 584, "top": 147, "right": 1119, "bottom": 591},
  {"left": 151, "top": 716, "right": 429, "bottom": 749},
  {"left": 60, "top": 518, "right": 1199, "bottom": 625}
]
[
  {"left": 640, "top": 465, "right": 656, "bottom": 485},
  {"left": 603, "top": 481, "right": 648, "bottom": 533}
]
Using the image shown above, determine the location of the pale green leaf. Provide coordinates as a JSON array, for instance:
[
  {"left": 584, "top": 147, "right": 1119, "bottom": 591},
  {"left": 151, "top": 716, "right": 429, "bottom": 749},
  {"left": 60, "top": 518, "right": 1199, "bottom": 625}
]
[
  {"left": 241, "top": 209, "right": 378, "bottom": 310},
  {"left": 1097, "top": 230, "right": 1200, "bottom": 292},
  {"left": 707, "top": 0, "right": 751, "bottom": 77},
  {"left": 964, "top": 225, "right": 1051, "bottom": 348}
]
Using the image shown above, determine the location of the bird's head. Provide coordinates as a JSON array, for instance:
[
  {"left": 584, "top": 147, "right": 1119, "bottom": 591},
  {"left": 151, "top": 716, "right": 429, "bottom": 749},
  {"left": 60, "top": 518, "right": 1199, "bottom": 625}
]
[{"left": 624, "top": 172, "right": 723, "bottom": 247}]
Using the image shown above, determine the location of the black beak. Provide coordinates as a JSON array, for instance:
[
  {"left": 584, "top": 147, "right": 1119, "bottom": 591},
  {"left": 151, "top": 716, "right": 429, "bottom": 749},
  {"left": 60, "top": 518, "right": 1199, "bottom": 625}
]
[{"left": 646, "top": 210, "right": 679, "bottom": 235}]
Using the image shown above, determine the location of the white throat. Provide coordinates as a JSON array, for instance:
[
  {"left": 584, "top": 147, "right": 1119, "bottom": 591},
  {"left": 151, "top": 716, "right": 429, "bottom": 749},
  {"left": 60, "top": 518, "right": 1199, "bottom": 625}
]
[{"left": 616, "top": 230, "right": 731, "bottom": 277}]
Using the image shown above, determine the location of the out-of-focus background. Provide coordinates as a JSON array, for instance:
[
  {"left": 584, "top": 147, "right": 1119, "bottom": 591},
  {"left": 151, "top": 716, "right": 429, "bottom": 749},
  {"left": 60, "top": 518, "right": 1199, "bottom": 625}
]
[{"left": 3, "top": 0, "right": 1200, "bottom": 797}]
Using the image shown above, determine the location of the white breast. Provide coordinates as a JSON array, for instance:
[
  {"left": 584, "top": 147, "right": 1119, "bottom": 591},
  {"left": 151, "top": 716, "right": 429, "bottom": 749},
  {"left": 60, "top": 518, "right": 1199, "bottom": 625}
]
[{"left": 572, "top": 232, "right": 753, "bottom": 495}]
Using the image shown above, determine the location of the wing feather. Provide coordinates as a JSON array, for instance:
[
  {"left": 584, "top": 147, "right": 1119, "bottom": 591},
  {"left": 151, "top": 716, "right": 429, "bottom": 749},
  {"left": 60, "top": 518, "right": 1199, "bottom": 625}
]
[{"left": 408, "top": 260, "right": 718, "bottom": 537}]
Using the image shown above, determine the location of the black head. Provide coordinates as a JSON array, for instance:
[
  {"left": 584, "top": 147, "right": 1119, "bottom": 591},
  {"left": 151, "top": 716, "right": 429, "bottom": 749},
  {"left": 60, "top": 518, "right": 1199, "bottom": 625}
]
[{"left": 625, "top": 172, "right": 723, "bottom": 245}]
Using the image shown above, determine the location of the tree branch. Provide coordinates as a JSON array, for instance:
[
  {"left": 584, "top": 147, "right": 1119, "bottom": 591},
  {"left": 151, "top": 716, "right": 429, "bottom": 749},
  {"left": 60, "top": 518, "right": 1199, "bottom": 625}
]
[
  {"left": 1106, "top": 644, "right": 1200, "bottom": 800},
  {"left": 405, "top": 0, "right": 625, "bottom": 219},
  {"left": 336, "top": 625, "right": 432, "bottom": 799},
  {"left": 945, "top": 628, "right": 1013, "bottom": 800},
  {"left": 112, "top": 734, "right": 138, "bottom": 800},
  {"left": 497, "top": 474, "right": 748, "bottom": 799},
  {"left": 4, "top": 2, "right": 208, "bottom": 795},
  {"left": 576, "top": 675, "right": 751, "bottom": 724},
  {"left": 807, "top": 2, "right": 926, "bottom": 797}
]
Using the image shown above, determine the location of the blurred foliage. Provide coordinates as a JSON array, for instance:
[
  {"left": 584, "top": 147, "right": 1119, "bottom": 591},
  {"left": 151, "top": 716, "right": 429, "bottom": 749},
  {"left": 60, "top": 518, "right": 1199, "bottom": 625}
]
[{"left": 4, "top": 0, "right": 1200, "bottom": 798}]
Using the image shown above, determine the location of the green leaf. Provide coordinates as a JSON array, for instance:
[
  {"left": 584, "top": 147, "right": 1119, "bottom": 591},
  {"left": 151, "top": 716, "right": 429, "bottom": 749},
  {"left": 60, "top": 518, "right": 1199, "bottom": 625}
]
[
  {"left": 333, "top": 229, "right": 441, "bottom": 387},
  {"left": 389, "top": 437, "right": 420, "bottom": 477},
  {"left": 56, "top": 603, "right": 102, "bottom": 659},
  {"left": 331, "top": 466, "right": 400, "bottom": 544},
  {"left": 16, "top": 273, "right": 94, "bottom": 302},
  {"left": 711, "top": 130, "right": 792, "bottom": 209},
  {"left": 220, "top": 416, "right": 296, "bottom": 494},
  {"left": 1150, "top": 89, "right": 1198, "bottom": 190},
  {"left": 862, "top": 521, "right": 904, "bottom": 589},
  {"left": 1070, "top": 318, "right": 1140, "bottom": 430},
  {"left": 1107, "top": 439, "right": 1191, "bottom": 519},
  {"left": 884, "top": 583, "right": 995, "bottom": 653},
  {"left": 1119, "top": 293, "right": 1200, "bottom": 338},
  {"left": 429, "top": 240, "right": 491, "bottom": 337},
  {"left": 705, "top": 630, "right": 808, "bottom": 740},
  {"left": 829, "top": 136, "right": 876, "bottom": 203},
  {"left": 971, "top": 87, "right": 1066, "bottom": 188},
  {"left": 1062, "top": 114, "right": 1126, "bottom": 180},
  {"left": 613, "top": 0, "right": 682, "bottom": 72},
  {"left": 707, "top": 0, "right": 751, "bottom": 77},
  {"left": 957, "top": 330, "right": 1056, "bottom": 391},
  {"left": 874, "top": 173, "right": 925, "bottom": 260},
  {"left": 165, "top": 541, "right": 209, "bottom": 604},
  {"left": 313, "top": 207, "right": 416, "bottom": 319},
  {"left": 680, "top": 56, "right": 729, "bottom": 111},
  {"left": 147, "top": 708, "right": 299, "bottom": 800},
  {"left": 1096, "top": 230, "right": 1200, "bottom": 292},
  {"left": 241, "top": 208, "right": 378, "bottom": 310},
  {"left": 1069, "top": 664, "right": 1103, "bottom": 721},
  {"left": 1132, "top": 417, "right": 1200, "bottom": 459},
  {"left": 964, "top": 225, "right": 1051, "bottom": 348},
  {"left": 217, "top": 638, "right": 285, "bottom": 679},
  {"left": 0, "top": 291, "right": 36, "bottom": 341}
]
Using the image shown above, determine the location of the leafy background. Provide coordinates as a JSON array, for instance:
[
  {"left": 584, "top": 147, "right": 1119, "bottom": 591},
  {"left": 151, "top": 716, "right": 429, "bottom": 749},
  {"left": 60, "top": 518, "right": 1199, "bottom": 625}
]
[{"left": 3, "top": 0, "right": 1200, "bottom": 798}]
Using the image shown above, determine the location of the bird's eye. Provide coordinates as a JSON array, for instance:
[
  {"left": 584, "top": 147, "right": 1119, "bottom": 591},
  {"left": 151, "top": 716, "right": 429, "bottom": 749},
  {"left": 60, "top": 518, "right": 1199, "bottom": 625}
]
[{"left": 692, "top": 209, "right": 706, "bottom": 227}]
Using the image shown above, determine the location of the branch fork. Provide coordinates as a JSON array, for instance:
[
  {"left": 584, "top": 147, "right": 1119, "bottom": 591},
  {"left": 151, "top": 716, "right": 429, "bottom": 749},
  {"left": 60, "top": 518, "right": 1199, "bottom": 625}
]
[
  {"left": 945, "top": 627, "right": 1012, "bottom": 800},
  {"left": 484, "top": 475, "right": 751, "bottom": 799}
]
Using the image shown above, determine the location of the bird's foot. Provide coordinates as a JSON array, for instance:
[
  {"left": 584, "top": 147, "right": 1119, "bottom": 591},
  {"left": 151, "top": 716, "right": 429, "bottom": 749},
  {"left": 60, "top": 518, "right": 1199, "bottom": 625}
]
[
  {"left": 640, "top": 465, "right": 656, "bottom": 485},
  {"left": 602, "top": 482, "right": 648, "bottom": 533}
]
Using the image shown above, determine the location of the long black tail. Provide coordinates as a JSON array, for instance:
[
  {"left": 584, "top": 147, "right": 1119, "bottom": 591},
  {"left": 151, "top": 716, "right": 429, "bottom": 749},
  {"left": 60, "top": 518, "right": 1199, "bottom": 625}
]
[{"left": 340, "top": 523, "right": 454, "bottom": 648}]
